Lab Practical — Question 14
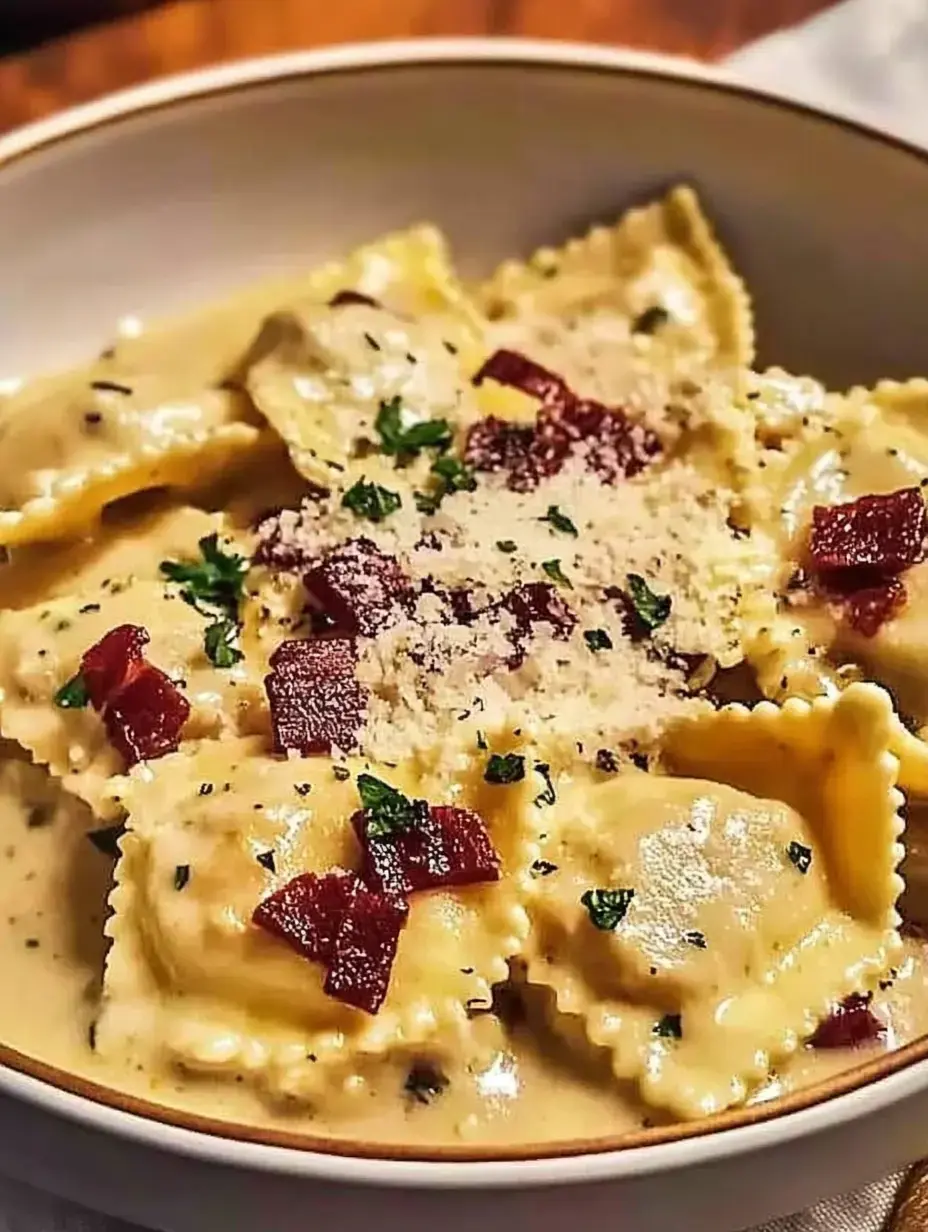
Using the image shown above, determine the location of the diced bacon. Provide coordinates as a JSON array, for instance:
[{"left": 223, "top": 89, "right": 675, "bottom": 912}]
[
  {"left": 809, "top": 993, "right": 887, "bottom": 1049},
  {"left": 252, "top": 871, "right": 357, "bottom": 964},
  {"left": 304, "top": 539, "right": 411, "bottom": 637},
  {"left": 80, "top": 624, "right": 149, "bottom": 709},
  {"left": 841, "top": 575, "right": 906, "bottom": 638},
  {"left": 353, "top": 805, "right": 500, "bottom": 898},
  {"left": 253, "top": 871, "right": 407, "bottom": 1014},
  {"left": 328, "top": 290, "right": 381, "bottom": 309},
  {"left": 473, "top": 349, "right": 571, "bottom": 405},
  {"left": 809, "top": 488, "right": 927, "bottom": 573},
  {"left": 539, "top": 399, "right": 663, "bottom": 484},
  {"left": 492, "top": 582, "right": 577, "bottom": 665},
  {"left": 265, "top": 637, "right": 366, "bottom": 755},
  {"left": 324, "top": 881, "right": 408, "bottom": 1014},
  {"left": 102, "top": 663, "right": 190, "bottom": 767},
  {"left": 463, "top": 417, "right": 537, "bottom": 483},
  {"left": 252, "top": 494, "right": 328, "bottom": 571}
]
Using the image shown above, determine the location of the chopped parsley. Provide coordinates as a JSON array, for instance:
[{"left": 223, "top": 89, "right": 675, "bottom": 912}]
[
  {"left": 341, "top": 479, "right": 402, "bottom": 523},
  {"left": 256, "top": 850, "right": 276, "bottom": 873},
  {"left": 173, "top": 864, "right": 191, "bottom": 891},
  {"left": 581, "top": 887, "right": 635, "bottom": 931},
  {"left": 496, "top": 539, "right": 518, "bottom": 554},
  {"left": 54, "top": 672, "right": 89, "bottom": 709},
  {"left": 541, "top": 559, "right": 573, "bottom": 590},
  {"left": 531, "top": 860, "right": 558, "bottom": 878},
  {"left": 414, "top": 490, "right": 440, "bottom": 515},
  {"left": 584, "top": 628, "right": 613, "bottom": 652},
  {"left": 787, "top": 841, "right": 812, "bottom": 874},
  {"left": 625, "top": 573, "right": 672, "bottom": 632},
  {"left": 160, "top": 533, "right": 248, "bottom": 621},
  {"left": 204, "top": 618, "right": 244, "bottom": 668},
  {"left": 431, "top": 455, "right": 476, "bottom": 495},
  {"left": 632, "top": 306, "right": 671, "bottom": 335},
  {"left": 404, "top": 1063, "right": 449, "bottom": 1105},
  {"left": 375, "top": 397, "right": 453, "bottom": 457},
  {"left": 357, "top": 773, "right": 424, "bottom": 838},
  {"left": 533, "top": 762, "right": 556, "bottom": 806},
  {"left": 484, "top": 752, "right": 525, "bottom": 785},
  {"left": 87, "top": 824, "right": 126, "bottom": 858},
  {"left": 540, "top": 505, "right": 578, "bottom": 537},
  {"left": 682, "top": 929, "right": 707, "bottom": 949},
  {"left": 653, "top": 1013, "right": 682, "bottom": 1039}
]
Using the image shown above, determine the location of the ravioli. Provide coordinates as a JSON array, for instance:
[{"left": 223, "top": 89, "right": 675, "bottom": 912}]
[
  {"left": 0, "top": 572, "right": 266, "bottom": 817},
  {"left": 0, "top": 372, "right": 261, "bottom": 547},
  {"left": 525, "top": 685, "right": 902, "bottom": 1119},
  {"left": 97, "top": 740, "right": 536, "bottom": 1107},
  {"left": 478, "top": 185, "right": 755, "bottom": 400}
]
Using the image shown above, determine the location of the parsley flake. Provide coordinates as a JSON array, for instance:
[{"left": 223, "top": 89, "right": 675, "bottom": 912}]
[
  {"left": 533, "top": 762, "right": 556, "bottom": 807},
  {"left": 161, "top": 534, "right": 247, "bottom": 621},
  {"left": 375, "top": 396, "right": 453, "bottom": 457},
  {"left": 484, "top": 753, "right": 525, "bottom": 785},
  {"left": 256, "top": 850, "right": 276, "bottom": 873},
  {"left": 341, "top": 479, "right": 402, "bottom": 523},
  {"left": 431, "top": 455, "right": 476, "bottom": 495},
  {"left": 540, "top": 505, "right": 578, "bottom": 537},
  {"left": 682, "top": 929, "right": 707, "bottom": 949},
  {"left": 581, "top": 887, "right": 635, "bottom": 931},
  {"left": 357, "top": 773, "right": 425, "bottom": 839},
  {"left": 654, "top": 1013, "right": 682, "bottom": 1039},
  {"left": 787, "top": 841, "right": 812, "bottom": 874},
  {"left": 584, "top": 629, "right": 613, "bottom": 652},
  {"left": 173, "top": 864, "right": 191, "bottom": 891},
  {"left": 204, "top": 618, "right": 244, "bottom": 668},
  {"left": 54, "top": 672, "right": 89, "bottom": 709},
  {"left": 542, "top": 559, "right": 573, "bottom": 590},
  {"left": 496, "top": 540, "right": 518, "bottom": 554},
  {"left": 625, "top": 573, "right": 671, "bottom": 632},
  {"left": 531, "top": 860, "right": 558, "bottom": 878}
]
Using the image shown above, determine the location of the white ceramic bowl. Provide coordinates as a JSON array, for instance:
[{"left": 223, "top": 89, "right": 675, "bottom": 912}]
[{"left": 4, "top": 38, "right": 928, "bottom": 1232}]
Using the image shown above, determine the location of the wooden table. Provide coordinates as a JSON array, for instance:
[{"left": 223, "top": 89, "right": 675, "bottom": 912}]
[{"left": 0, "top": 0, "right": 843, "bottom": 135}]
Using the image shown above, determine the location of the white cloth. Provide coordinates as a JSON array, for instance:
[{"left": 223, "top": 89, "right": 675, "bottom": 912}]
[{"left": 1, "top": 1, "right": 927, "bottom": 1227}]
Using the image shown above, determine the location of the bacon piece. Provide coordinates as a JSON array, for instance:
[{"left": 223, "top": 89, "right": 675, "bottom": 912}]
[
  {"left": 838, "top": 575, "right": 907, "bottom": 638},
  {"left": 80, "top": 624, "right": 149, "bottom": 709},
  {"left": 809, "top": 488, "right": 927, "bottom": 573},
  {"left": 252, "top": 494, "right": 329, "bottom": 572},
  {"left": 103, "top": 663, "right": 190, "bottom": 767},
  {"left": 463, "top": 417, "right": 537, "bottom": 483},
  {"left": 353, "top": 805, "right": 500, "bottom": 898},
  {"left": 328, "top": 290, "right": 381, "bottom": 309},
  {"left": 265, "top": 637, "right": 365, "bottom": 755},
  {"left": 324, "top": 881, "right": 408, "bottom": 1014},
  {"left": 473, "top": 349, "right": 571, "bottom": 405},
  {"left": 538, "top": 399, "right": 663, "bottom": 484},
  {"left": 253, "top": 871, "right": 357, "bottom": 963},
  {"left": 491, "top": 581, "right": 577, "bottom": 666},
  {"left": 253, "top": 871, "right": 407, "bottom": 1014},
  {"left": 809, "top": 993, "right": 887, "bottom": 1049},
  {"left": 303, "top": 539, "right": 411, "bottom": 637}
]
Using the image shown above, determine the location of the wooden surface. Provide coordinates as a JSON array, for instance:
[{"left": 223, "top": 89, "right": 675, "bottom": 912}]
[{"left": 0, "top": 0, "right": 843, "bottom": 135}]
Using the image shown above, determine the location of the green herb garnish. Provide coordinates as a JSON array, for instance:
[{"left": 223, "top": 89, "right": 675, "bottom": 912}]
[
  {"left": 682, "top": 929, "right": 707, "bottom": 949},
  {"left": 414, "top": 490, "right": 440, "bottom": 515},
  {"left": 204, "top": 619, "right": 244, "bottom": 669},
  {"left": 87, "top": 824, "right": 126, "bottom": 858},
  {"left": 54, "top": 672, "right": 89, "bottom": 709},
  {"left": 625, "top": 573, "right": 671, "bottom": 632},
  {"left": 160, "top": 533, "right": 248, "bottom": 620},
  {"left": 533, "top": 762, "right": 556, "bottom": 807},
  {"left": 581, "top": 887, "right": 635, "bottom": 931},
  {"left": 632, "top": 306, "right": 671, "bottom": 335},
  {"left": 654, "top": 1013, "right": 682, "bottom": 1039},
  {"left": 540, "top": 505, "right": 578, "bottom": 537},
  {"left": 484, "top": 752, "right": 525, "bottom": 785},
  {"left": 496, "top": 540, "right": 518, "bottom": 554},
  {"left": 375, "top": 396, "right": 453, "bottom": 457},
  {"left": 173, "top": 864, "right": 191, "bottom": 891},
  {"left": 357, "top": 773, "right": 424, "bottom": 838},
  {"left": 584, "top": 629, "right": 613, "bottom": 652},
  {"left": 787, "top": 841, "right": 812, "bottom": 874},
  {"left": 542, "top": 559, "right": 572, "bottom": 590},
  {"left": 431, "top": 455, "right": 477, "bottom": 495},
  {"left": 341, "top": 478, "right": 402, "bottom": 523}
]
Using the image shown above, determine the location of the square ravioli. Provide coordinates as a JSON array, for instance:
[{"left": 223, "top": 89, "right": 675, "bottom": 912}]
[{"left": 96, "top": 738, "right": 535, "bottom": 1108}]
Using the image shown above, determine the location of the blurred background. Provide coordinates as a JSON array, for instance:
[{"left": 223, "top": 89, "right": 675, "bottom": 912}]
[{"left": 0, "top": 0, "right": 157, "bottom": 54}]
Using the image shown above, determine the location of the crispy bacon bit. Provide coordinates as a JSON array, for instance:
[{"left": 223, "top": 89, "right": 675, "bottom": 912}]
[
  {"left": 840, "top": 575, "right": 907, "bottom": 638},
  {"left": 324, "top": 881, "right": 408, "bottom": 1014},
  {"left": 466, "top": 349, "right": 661, "bottom": 490},
  {"left": 103, "top": 664, "right": 191, "bottom": 766},
  {"left": 80, "top": 624, "right": 149, "bottom": 709},
  {"left": 251, "top": 494, "right": 329, "bottom": 571},
  {"left": 809, "top": 993, "right": 887, "bottom": 1049},
  {"left": 810, "top": 488, "right": 926, "bottom": 572},
  {"left": 328, "top": 290, "right": 381, "bottom": 309},
  {"left": 253, "top": 871, "right": 407, "bottom": 1015},
  {"left": 304, "top": 539, "right": 411, "bottom": 637},
  {"left": 265, "top": 637, "right": 365, "bottom": 755},
  {"left": 78, "top": 625, "right": 189, "bottom": 766},
  {"left": 353, "top": 805, "right": 500, "bottom": 898},
  {"left": 492, "top": 582, "right": 577, "bottom": 665}
]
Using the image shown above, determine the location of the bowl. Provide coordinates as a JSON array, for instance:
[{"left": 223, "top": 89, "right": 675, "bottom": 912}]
[{"left": 3, "top": 37, "right": 928, "bottom": 1232}]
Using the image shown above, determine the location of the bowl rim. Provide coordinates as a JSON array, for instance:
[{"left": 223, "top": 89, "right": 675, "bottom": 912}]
[{"left": 3, "top": 34, "right": 928, "bottom": 1184}]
